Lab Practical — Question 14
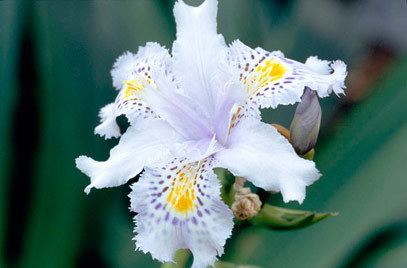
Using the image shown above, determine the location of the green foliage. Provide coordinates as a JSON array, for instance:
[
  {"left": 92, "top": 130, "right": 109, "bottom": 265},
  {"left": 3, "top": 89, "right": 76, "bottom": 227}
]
[{"left": 0, "top": 1, "right": 26, "bottom": 267}]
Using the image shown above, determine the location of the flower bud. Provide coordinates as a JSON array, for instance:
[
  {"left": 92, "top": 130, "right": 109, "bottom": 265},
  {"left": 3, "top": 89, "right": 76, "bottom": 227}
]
[
  {"left": 231, "top": 177, "right": 262, "bottom": 220},
  {"left": 232, "top": 193, "right": 262, "bottom": 220},
  {"left": 289, "top": 87, "right": 321, "bottom": 155}
]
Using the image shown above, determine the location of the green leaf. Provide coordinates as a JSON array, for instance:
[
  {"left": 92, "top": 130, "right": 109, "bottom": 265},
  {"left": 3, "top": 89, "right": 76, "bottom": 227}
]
[
  {"left": 0, "top": 1, "right": 26, "bottom": 266},
  {"left": 249, "top": 204, "right": 337, "bottom": 230}
]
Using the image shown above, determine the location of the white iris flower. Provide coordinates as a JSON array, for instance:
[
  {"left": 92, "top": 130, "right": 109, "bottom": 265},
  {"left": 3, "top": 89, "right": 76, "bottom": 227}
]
[{"left": 76, "top": 0, "right": 347, "bottom": 267}]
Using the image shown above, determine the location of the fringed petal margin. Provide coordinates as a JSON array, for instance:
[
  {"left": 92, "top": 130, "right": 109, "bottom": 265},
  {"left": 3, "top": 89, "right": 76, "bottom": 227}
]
[
  {"left": 95, "top": 42, "right": 170, "bottom": 139},
  {"left": 76, "top": 119, "right": 182, "bottom": 193},
  {"left": 215, "top": 118, "right": 320, "bottom": 204},
  {"left": 129, "top": 157, "right": 233, "bottom": 268},
  {"left": 228, "top": 40, "right": 347, "bottom": 109}
]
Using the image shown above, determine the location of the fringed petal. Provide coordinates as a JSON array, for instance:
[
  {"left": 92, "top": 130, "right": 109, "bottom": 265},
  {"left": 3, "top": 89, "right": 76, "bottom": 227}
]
[
  {"left": 228, "top": 40, "right": 347, "bottom": 109},
  {"left": 129, "top": 157, "right": 233, "bottom": 268},
  {"left": 215, "top": 118, "right": 320, "bottom": 204},
  {"left": 94, "top": 103, "right": 121, "bottom": 139},
  {"left": 95, "top": 42, "right": 170, "bottom": 139},
  {"left": 76, "top": 119, "right": 182, "bottom": 193},
  {"left": 172, "top": 0, "right": 227, "bottom": 120}
]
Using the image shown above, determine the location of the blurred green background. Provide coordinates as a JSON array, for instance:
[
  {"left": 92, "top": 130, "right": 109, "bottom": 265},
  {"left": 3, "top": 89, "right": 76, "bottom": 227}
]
[{"left": 1, "top": 0, "right": 406, "bottom": 267}]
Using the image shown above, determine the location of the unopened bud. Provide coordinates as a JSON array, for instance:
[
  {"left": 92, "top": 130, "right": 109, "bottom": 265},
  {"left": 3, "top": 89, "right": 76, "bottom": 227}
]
[
  {"left": 232, "top": 177, "right": 262, "bottom": 220},
  {"left": 232, "top": 193, "right": 262, "bottom": 220},
  {"left": 290, "top": 87, "right": 321, "bottom": 155}
]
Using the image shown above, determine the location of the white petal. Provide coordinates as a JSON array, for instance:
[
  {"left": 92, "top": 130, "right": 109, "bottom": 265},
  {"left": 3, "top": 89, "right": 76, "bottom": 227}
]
[
  {"left": 327, "top": 60, "right": 347, "bottom": 96},
  {"left": 110, "top": 51, "right": 137, "bottom": 90},
  {"left": 304, "top": 56, "right": 331, "bottom": 75},
  {"left": 228, "top": 40, "right": 347, "bottom": 109},
  {"left": 172, "top": 0, "right": 227, "bottom": 119},
  {"left": 94, "top": 103, "right": 121, "bottom": 139},
  {"left": 211, "top": 72, "right": 247, "bottom": 145},
  {"left": 76, "top": 118, "right": 183, "bottom": 193},
  {"left": 215, "top": 118, "right": 320, "bottom": 203},
  {"left": 129, "top": 157, "right": 233, "bottom": 268},
  {"left": 142, "top": 72, "right": 213, "bottom": 141},
  {"left": 111, "top": 42, "right": 169, "bottom": 90},
  {"left": 95, "top": 42, "right": 170, "bottom": 139}
]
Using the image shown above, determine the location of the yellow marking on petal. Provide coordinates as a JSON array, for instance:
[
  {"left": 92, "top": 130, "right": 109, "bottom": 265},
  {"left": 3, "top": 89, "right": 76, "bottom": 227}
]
[
  {"left": 123, "top": 77, "right": 156, "bottom": 100},
  {"left": 246, "top": 59, "right": 287, "bottom": 95},
  {"left": 123, "top": 79, "right": 144, "bottom": 100},
  {"left": 166, "top": 166, "right": 197, "bottom": 214}
]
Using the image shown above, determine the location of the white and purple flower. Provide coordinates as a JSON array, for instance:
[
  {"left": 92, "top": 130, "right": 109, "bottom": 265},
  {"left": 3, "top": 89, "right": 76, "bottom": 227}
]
[{"left": 76, "top": 0, "right": 347, "bottom": 267}]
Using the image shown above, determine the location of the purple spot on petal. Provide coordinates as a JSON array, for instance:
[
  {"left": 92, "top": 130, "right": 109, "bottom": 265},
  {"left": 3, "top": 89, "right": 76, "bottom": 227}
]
[
  {"left": 211, "top": 207, "right": 220, "bottom": 213},
  {"left": 197, "top": 197, "right": 203, "bottom": 206}
]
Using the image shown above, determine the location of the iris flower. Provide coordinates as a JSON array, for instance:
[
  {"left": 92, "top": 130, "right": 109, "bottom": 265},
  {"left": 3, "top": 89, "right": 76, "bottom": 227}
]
[{"left": 76, "top": 0, "right": 347, "bottom": 267}]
